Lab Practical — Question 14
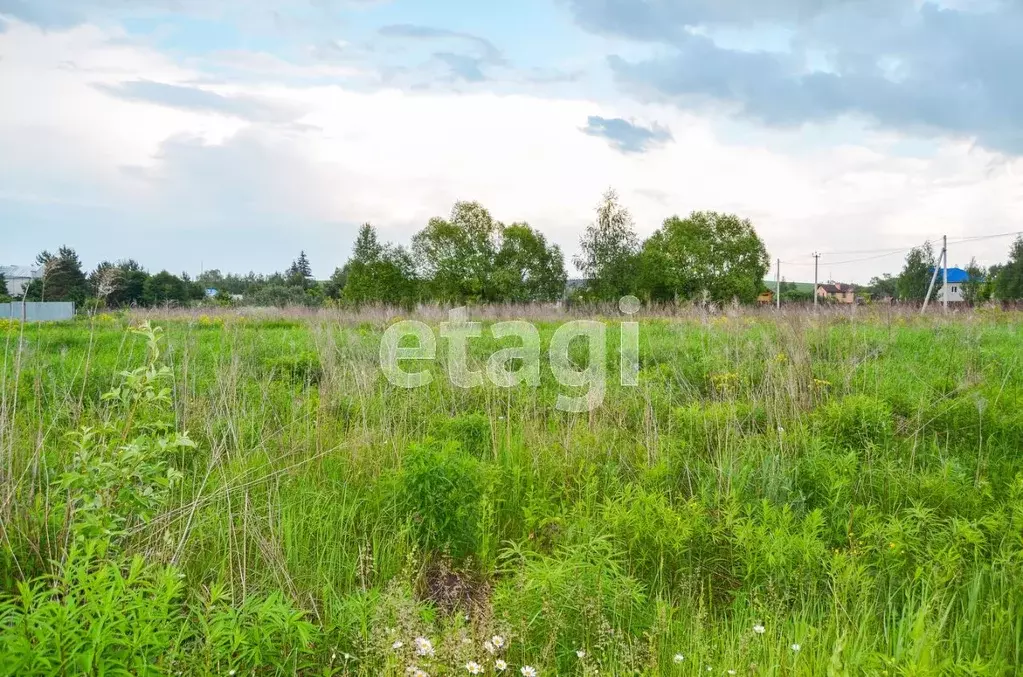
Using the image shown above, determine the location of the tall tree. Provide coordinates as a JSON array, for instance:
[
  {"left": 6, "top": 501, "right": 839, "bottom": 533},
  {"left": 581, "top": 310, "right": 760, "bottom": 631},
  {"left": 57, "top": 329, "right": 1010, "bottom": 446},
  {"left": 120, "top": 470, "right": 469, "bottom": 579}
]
[
  {"left": 413, "top": 201, "right": 500, "bottom": 302},
  {"left": 336, "top": 223, "right": 420, "bottom": 307},
  {"left": 0, "top": 270, "right": 9, "bottom": 302},
  {"left": 287, "top": 251, "right": 313, "bottom": 289},
  {"left": 29, "top": 246, "right": 88, "bottom": 304},
  {"left": 897, "top": 242, "right": 938, "bottom": 302},
  {"left": 637, "top": 211, "right": 769, "bottom": 304},
  {"left": 994, "top": 236, "right": 1023, "bottom": 300},
  {"left": 492, "top": 223, "right": 567, "bottom": 302},
  {"left": 962, "top": 257, "right": 986, "bottom": 304},
  {"left": 573, "top": 188, "right": 639, "bottom": 301}
]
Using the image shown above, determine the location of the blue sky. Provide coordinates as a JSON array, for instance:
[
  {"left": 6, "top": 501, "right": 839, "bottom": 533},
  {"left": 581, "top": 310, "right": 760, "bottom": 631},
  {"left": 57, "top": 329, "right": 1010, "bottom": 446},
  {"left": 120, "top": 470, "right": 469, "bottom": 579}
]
[{"left": 2, "top": 0, "right": 1022, "bottom": 282}]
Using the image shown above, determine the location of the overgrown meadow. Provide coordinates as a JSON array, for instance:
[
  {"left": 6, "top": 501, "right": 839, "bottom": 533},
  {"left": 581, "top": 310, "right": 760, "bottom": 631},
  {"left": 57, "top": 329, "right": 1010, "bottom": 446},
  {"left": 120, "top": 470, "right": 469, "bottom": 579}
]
[{"left": 1, "top": 306, "right": 1022, "bottom": 675}]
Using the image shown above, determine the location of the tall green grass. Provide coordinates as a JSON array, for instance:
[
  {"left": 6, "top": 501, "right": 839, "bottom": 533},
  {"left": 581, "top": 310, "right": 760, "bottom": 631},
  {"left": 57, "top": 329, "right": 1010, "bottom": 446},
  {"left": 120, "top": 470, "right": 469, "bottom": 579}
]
[{"left": 1, "top": 307, "right": 1022, "bottom": 675}]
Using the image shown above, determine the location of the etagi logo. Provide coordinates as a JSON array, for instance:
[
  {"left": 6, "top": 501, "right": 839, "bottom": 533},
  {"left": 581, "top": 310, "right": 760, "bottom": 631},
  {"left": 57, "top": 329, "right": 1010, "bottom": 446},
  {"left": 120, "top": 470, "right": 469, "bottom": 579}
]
[{"left": 379, "top": 296, "right": 641, "bottom": 412}]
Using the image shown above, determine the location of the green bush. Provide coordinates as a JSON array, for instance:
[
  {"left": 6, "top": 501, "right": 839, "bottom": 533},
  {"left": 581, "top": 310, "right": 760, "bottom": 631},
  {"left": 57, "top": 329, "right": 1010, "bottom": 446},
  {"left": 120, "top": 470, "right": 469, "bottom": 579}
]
[{"left": 399, "top": 440, "right": 490, "bottom": 561}]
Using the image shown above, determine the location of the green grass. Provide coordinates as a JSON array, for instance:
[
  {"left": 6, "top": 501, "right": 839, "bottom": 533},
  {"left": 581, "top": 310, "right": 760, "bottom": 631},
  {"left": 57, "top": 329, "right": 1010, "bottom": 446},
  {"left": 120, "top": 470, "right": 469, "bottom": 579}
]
[{"left": 1, "top": 307, "right": 1023, "bottom": 675}]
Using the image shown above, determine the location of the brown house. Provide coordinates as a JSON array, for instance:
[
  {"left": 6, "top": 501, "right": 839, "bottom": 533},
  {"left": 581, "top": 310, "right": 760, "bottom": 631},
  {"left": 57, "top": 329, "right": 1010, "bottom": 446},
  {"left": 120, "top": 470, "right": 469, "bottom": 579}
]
[
  {"left": 816, "top": 282, "right": 858, "bottom": 304},
  {"left": 757, "top": 289, "right": 774, "bottom": 305}
]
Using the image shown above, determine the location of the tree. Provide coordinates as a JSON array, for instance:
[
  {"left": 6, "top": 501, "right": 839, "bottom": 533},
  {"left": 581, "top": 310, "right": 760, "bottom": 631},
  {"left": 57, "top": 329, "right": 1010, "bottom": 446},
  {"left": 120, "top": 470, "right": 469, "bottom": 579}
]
[
  {"left": 492, "top": 223, "right": 567, "bottom": 302},
  {"left": 413, "top": 201, "right": 500, "bottom": 303},
  {"left": 341, "top": 224, "right": 419, "bottom": 307},
  {"left": 983, "top": 264, "right": 1003, "bottom": 301},
  {"left": 0, "top": 270, "right": 9, "bottom": 303},
  {"left": 573, "top": 188, "right": 640, "bottom": 301},
  {"left": 994, "top": 236, "right": 1023, "bottom": 300},
  {"left": 637, "top": 211, "right": 769, "bottom": 304},
  {"left": 962, "top": 257, "right": 985, "bottom": 304},
  {"left": 287, "top": 251, "right": 313, "bottom": 289},
  {"left": 897, "top": 242, "right": 938, "bottom": 302},
  {"left": 324, "top": 266, "right": 348, "bottom": 300},
  {"left": 90, "top": 260, "right": 149, "bottom": 307},
  {"left": 143, "top": 271, "right": 189, "bottom": 306},
  {"left": 867, "top": 274, "right": 898, "bottom": 300},
  {"left": 27, "top": 246, "right": 89, "bottom": 304}
]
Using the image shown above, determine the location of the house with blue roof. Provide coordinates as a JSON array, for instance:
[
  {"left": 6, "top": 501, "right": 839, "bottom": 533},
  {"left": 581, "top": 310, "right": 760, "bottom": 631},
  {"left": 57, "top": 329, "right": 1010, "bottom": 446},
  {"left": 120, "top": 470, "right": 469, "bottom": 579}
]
[{"left": 933, "top": 267, "right": 978, "bottom": 303}]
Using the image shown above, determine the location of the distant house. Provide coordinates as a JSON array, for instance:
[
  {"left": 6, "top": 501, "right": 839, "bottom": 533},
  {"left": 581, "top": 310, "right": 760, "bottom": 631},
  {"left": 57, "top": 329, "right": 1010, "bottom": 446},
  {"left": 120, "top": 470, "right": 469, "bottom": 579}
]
[
  {"left": 932, "top": 267, "right": 977, "bottom": 303},
  {"left": 816, "top": 282, "right": 859, "bottom": 304},
  {"left": 0, "top": 265, "right": 43, "bottom": 297},
  {"left": 757, "top": 288, "right": 774, "bottom": 304}
]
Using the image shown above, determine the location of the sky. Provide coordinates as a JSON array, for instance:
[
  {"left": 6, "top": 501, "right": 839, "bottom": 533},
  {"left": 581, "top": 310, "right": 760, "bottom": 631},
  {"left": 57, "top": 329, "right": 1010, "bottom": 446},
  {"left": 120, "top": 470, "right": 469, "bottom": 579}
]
[{"left": 2, "top": 0, "right": 1023, "bottom": 283}]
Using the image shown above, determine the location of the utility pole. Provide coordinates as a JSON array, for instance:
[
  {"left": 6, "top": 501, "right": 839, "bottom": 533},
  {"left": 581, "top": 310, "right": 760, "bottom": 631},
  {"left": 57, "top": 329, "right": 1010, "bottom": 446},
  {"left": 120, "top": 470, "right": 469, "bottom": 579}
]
[
  {"left": 921, "top": 236, "right": 947, "bottom": 315},
  {"left": 942, "top": 235, "right": 948, "bottom": 314},
  {"left": 812, "top": 252, "right": 821, "bottom": 309},
  {"left": 776, "top": 258, "right": 781, "bottom": 310}
]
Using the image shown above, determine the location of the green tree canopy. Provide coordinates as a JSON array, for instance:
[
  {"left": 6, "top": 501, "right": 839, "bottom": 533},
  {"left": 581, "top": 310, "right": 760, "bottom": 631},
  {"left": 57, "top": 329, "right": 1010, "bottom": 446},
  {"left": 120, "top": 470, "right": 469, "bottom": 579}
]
[
  {"left": 28, "top": 246, "right": 89, "bottom": 304},
  {"left": 143, "top": 270, "right": 190, "bottom": 306},
  {"left": 573, "top": 188, "right": 640, "bottom": 301},
  {"left": 286, "top": 251, "right": 313, "bottom": 289},
  {"left": 994, "top": 236, "right": 1023, "bottom": 300},
  {"left": 897, "top": 242, "right": 938, "bottom": 302},
  {"left": 867, "top": 274, "right": 898, "bottom": 300},
  {"left": 637, "top": 211, "right": 769, "bottom": 304},
  {"left": 413, "top": 201, "right": 500, "bottom": 303},
  {"left": 962, "top": 257, "right": 986, "bottom": 304},
  {"left": 341, "top": 223, "right": 419, "bottom": 307},
  {"left": 492, "top": 223, "right": 567, "bottom": 303}
]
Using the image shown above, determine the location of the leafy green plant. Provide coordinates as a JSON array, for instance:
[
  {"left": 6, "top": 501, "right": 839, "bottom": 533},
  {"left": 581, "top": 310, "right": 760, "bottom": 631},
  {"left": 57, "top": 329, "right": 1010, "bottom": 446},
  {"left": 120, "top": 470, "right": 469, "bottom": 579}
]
[{"left": 399, "top": 440, "right": 490, "bottom": 561}]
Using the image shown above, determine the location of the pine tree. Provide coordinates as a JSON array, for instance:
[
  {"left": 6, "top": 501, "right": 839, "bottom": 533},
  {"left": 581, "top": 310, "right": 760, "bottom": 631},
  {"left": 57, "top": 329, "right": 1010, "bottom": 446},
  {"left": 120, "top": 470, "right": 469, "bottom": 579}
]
[
  {"left": 33, "top": 246, "right": 89, "bottom": 304},
  {"left": 287, "top": 251, "right": 313, "bottom": 289}
]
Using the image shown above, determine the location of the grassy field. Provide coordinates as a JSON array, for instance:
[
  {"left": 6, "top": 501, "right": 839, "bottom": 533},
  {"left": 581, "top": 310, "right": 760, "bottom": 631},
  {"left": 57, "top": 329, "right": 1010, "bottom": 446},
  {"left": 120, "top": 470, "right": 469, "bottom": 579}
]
[{"left": 1, "top": 306, "right": 1022, "bottom": 675}]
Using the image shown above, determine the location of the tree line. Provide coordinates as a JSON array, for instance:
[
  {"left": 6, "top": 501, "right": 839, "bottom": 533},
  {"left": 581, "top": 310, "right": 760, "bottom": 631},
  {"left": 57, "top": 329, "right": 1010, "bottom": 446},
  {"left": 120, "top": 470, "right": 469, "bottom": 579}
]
[
  {"left": 6, "top": 189, "right": 1023, "bottom": 309},
  {"left": 3, "top": 190, "right": 773, "bottom": 308}
]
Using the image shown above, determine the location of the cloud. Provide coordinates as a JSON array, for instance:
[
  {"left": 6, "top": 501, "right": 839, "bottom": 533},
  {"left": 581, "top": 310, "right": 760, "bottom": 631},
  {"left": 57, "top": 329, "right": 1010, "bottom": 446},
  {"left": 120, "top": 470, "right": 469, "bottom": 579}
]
[
  {"left": 581, "top": 116, "right": 673, "bottom": 153},
  {"left": 94, "top": 80, "right": 306, "bottom": 123},
  {"left": 377, "top": 23, "right": 505, "bottom": 82},
  {"left": 377, "top": 24, "right": 502, "bottom": 62},
  {"left": 569, "top": 0, "right": 1023, "bottom": 154}
]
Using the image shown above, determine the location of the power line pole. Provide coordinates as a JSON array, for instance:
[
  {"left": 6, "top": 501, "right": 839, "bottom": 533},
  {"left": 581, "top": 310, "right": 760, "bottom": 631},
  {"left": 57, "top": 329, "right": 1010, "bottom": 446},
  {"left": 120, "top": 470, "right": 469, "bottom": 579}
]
[
  {"left": 921, "top": 236, "right": 947, "bottom": 315},
  {"left": 773, "top": 258, "right": 781, "bottom": 310},
  {"left": 942, "top": 235, "right": 948, "bottom": 314},
  {"left": 812, "top": 252, "right": 820, "bottom": 309}
]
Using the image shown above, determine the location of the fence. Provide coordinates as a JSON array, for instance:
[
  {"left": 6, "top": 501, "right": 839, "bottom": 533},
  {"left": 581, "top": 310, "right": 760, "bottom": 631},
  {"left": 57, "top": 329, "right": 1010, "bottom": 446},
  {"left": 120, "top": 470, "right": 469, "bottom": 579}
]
[{"left": 0, "top": 302, "right": 76, "bottom": 321}]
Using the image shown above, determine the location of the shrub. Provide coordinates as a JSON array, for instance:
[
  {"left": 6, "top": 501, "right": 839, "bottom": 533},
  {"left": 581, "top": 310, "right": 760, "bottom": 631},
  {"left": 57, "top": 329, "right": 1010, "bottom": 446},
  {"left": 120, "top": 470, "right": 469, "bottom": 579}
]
[{"left": 400, "top": 440, "right": 490, "bottom": 561}]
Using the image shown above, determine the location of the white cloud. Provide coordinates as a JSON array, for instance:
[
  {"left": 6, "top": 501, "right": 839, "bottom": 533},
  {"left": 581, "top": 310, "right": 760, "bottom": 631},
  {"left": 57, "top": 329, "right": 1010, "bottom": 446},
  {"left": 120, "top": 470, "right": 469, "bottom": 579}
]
[{"left": 2, "top": 16, "right": 1022, "bottom": 281}]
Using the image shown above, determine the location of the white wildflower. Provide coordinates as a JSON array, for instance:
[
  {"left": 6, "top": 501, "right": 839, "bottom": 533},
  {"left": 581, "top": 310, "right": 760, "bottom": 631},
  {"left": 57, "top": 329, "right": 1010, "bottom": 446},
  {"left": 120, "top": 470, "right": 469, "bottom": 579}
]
[
  {"left": 753, "top": 624, "right": 766, "bottom": 634},
  {"left": 576, "top": 649, "right": 586, "bottom": 659},
  {"left": 491, "top": 635, "right": 506, "bottom": 650},
  {"left": 484, "top": 641, "right": 495, "bottom": 654},
  {"left": 791, "top": 643, "right": 801, "bottom": 652},
  {"left": 728, "top": 671, "right": 737, "bottom": 676},
  {"left": 495, "top": 659, "right": 508, "bottom": 671},
  {"left": 520, "top": 667, "right": 537, "bottom": 677},
  {"left": 414, "top": 637, "right": 435, "bottom": 657},
  {"left": 673, "top": 653, "right": 684, "bottom": 664},
  {"left": 466, "top": 662, "right": 484, "bottom": 675},
  {"left": 392, "top": 640, "right": 404, "bottom": 650}
]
